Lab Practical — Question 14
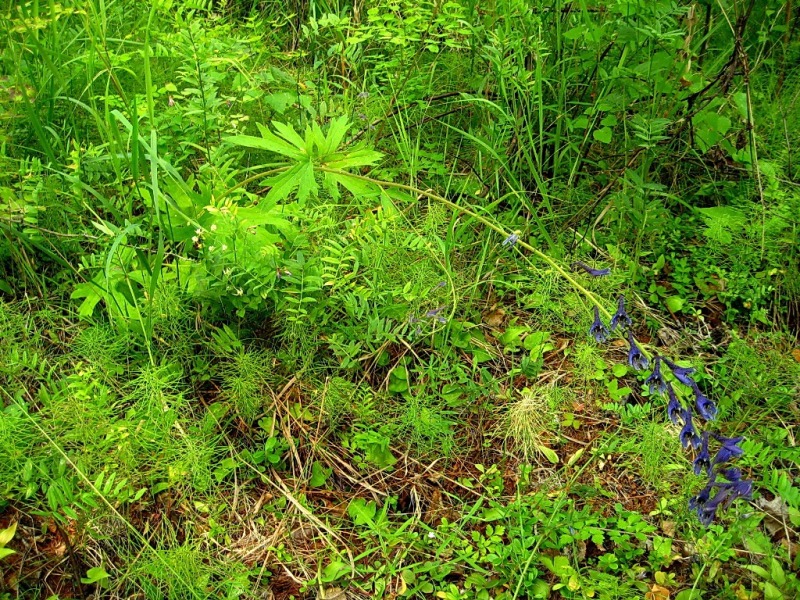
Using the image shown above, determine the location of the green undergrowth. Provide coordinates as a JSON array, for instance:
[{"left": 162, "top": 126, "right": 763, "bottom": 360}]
[{"left": 1, "top": 1, "right": 800, "bottom": 599}]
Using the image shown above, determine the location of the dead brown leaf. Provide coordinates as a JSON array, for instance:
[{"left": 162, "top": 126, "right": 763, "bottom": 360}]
[
  {"left": 483, "top": 308, "right": 505, "bottom": 328},
  {"left": 645, "top": 583, "right": 671, "bottom": 600}
]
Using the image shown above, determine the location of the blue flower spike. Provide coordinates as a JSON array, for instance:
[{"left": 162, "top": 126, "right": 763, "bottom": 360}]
[
  {"left": 579, "top": 272, "right": 749, "bottom": 526},
  {"left": 610, "top": 294, "right": 632, "bottom": 331},
  {"left": 626, "top": 331, "right": 649, "bottom": 371},
  {"left": 663, "top": 357, "right": 697, "bottom": 388},
  {"left": 589, "top": 306, "right": 610, "bottom": 343},
  {"left": 645, "top": 356, "right": 667, "bottom": 395},
  {"left": 572, "top": 261, "right": 611, "bottom": 277},
  {"left": 691, "top": 476, "right": 753, "bottom": 526}
]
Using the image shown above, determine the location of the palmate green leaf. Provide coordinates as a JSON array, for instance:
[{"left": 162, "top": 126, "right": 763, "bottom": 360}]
[
  {"left": 321, "top": 115, "right": 350, "bottom": 157},
  {"left": 264, "top": 163, "right": 305, "bottom": 204},
  {"left": 236, "top": 206, "right": 295, "bottom": 236},
  {"left": 325, "top": 148, "right": 383, "bottom": 169},
  {"left": 225, "top": 132, "right": 304, "bottom": 160},
  {"left": 271, "top": 120, "right": 307, "bottom": 153},
  {"left": 323, "top": 171, "right": 341, "bottom": 200},
  {"left": 324, "top": 172, "right": 380, "bottom": 199},
  {"left": 297, "top": 161, "right": 318, "bottom": 203}
]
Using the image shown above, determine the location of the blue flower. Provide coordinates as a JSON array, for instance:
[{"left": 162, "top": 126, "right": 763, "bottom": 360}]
[
  {"left": 502, "top": 233, "right": 520, "bottom": 248},
  {"left": 689, "top": 480, "right": 714, "bottom": 515},
  {"left": 693, "top": 386, "right": 718, "bottom": 421},
  {"left": 694, "top": 478, "right": 753, "bottom": 525},
  {"left": 719, "top": 467, "right": 742, "bottom": 482},
  {"left": 724, "top": 478, "right": 753, "bottom": 501},
  {"left": 572, "top": 261, "right": 611, "bottom": 277},
  {"left": 666, "top": 383, "right": 683, "bottom": 425},
  {"left": 693, "top": 432, "right": 712, "bottom": 476},
  {"left": 663, "top": 358, "right": 696, "bottom": 388},
  {"left": 645, "top": 356, "right": 667, "bottom": 394},
  {"left": 610, "top": 295, "right": 632, "bottom": 331},
  {"left": 627, "top": 331, "right": 649, "bottom": 371},
  {"left": 712, "top": 434, "right": 744, "bottom": 464},
  {"left": 425, "top": 306, "right": 448, "bottom": 324},
  {"left": 679, "top": 408, "right": 701, "bottom": 449},
  {"left": 695, "top": 487, "right": 731, "bottom": 526},
  {"left": 589, "top": 306, "right": 610, "bottom": 343}
]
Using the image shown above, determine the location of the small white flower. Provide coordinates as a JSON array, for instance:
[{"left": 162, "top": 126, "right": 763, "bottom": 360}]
[
  {"left": 192, "top": 236, "right": 199, "bottom": 243},
  {"left": 195, "top": 228, "right": 203, "bottom": 236},
  {"left": 210, "top": 224, "right": 217, "bottom": 232},
  {"left": 221, "top": 244, "right": 227, "bottom": 251},
  {"left": 427, "top": 531, "right": 436, "bottom": 539},
  {"left": 208, "top": 246, "right": 215, "bottom": 252}
]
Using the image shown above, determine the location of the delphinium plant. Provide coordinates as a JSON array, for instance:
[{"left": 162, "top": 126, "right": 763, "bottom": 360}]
[{"left": 578, "top": 266, "right": 753, "bottom": 526}]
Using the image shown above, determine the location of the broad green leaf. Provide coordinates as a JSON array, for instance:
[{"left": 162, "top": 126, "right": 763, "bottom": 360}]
[
  {"left": 347, "top": 498, "right": 376, "bottom": 525},
  {"left": 71, "top": 281, "right": 103, "bottom": 318},
  {"left": 323, "top": 171, "right": 341, "bottom": 200},
  {"left": 763, "top": 582, "right": 784, "bottom": 600},
  {"left": 563, "top": 26, "right": 586, "bottom": 40},
  {"left": 537, "top": 444, "right": 559, "bottom": 464},
  {"left": 310, "top": 461, "right": 332, "bottom": 487},
  {"left": 321, "top": 561, "right": 350, "bottom": 583},
  {"left": 693, "top": 111, "right": 732, "bottom": 153},
  {"left": 0, "top": 548, "right": 15, "bottom": 560},
  {"left": 235, "top": 207, "right": 295, "bottom": 236},
  {"left": 665, "top": 296, "right": 684, "bottom": 313},
  {"left": 81, "top": 566, "right": 110, "bottom": 585},
  {"left": 0, "top": 522, "right": 17, "bottom": 546},
  {"left": 770, "top": 558, "right": 786, "bottom": 588},
  {"left": 593, "top": 127, "right": 613, "bottom": 144},
  {"left": 263, "top": 92, "right": 294, "bottom": 114}
]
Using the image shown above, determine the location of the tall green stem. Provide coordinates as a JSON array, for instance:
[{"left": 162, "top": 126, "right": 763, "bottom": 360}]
[{"left": 319, "top": 167, "right": 615, "bottom": 320}]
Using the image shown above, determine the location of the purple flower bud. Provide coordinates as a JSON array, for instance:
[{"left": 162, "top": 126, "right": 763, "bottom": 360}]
[
  {"left": 572, "top": 261, "right": 611, "bottom": 277},
  {"left": 712, "top": 434, "right": 744, "bottom": 464},
  {"left": 627, "top": 331, "right": 649, "bottom": 371},
  {"left": 679, "top": 408, "right": 701, "bottom": 449},
  {"left": 719, "top": 467, "right": 742, "bottom": 482},
  {"left": 663, "top": 358, "right": 696, "bottom": 388},
  {"left": 666, "top": 383, "right": 683, "bottom": 425},
  {"left": 645, "top": 356, "right": 667, "bottom": 395},
  {"left": 693, "top": 432, "right": 712, "bottom": 476},
  {"left": 694, "top": 386, "right": 718, "bottom": 421},
  {"left": 610, "top": 295, "right": 632, "bottom": 331},
  {"left": 589, "top": 306, "right": 610, "bottom": 343}
]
